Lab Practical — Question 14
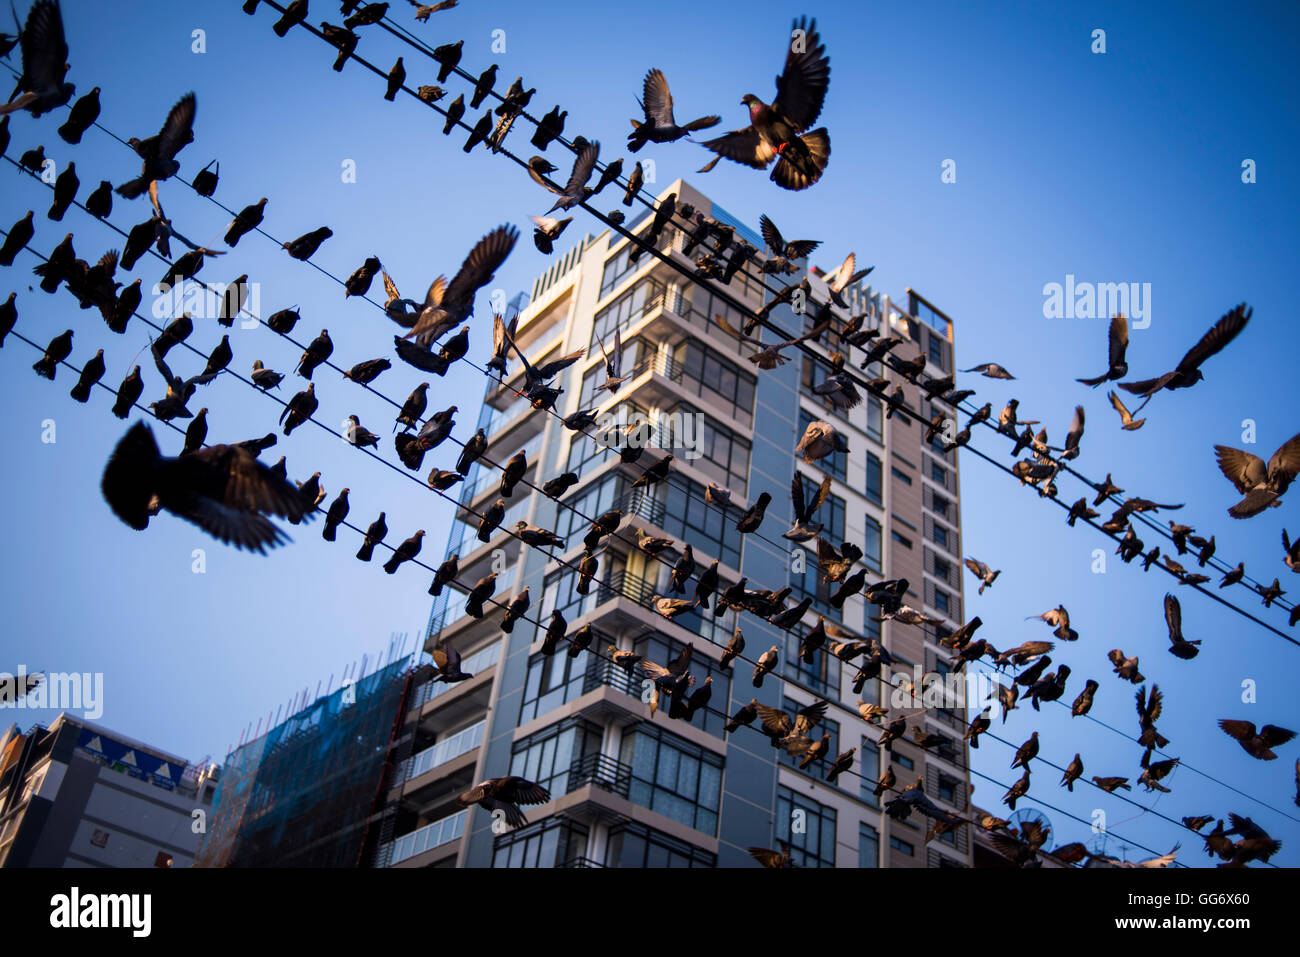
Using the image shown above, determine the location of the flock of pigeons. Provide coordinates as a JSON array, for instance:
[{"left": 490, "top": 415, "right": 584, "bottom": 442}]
[{"left": 0, "top": 0, "right": 1295, "bottom": 867}]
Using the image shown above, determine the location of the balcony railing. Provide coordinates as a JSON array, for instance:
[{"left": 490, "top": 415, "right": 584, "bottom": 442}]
[
  {"left": 401, "top": 719, "right": 486, "bottom": 783},
  {"left": 412, "top": 642, "right": 502, "bottom": 708},
  {"left": 557, "top": 856, "right": 606, "bottom": 868},
  {"left": 383, "top": 808, "right": 467, "bottom": 866},
  {"left": 569, "top": 752, "right": 633, "bottom": 800},
  {"left": 581, "top": 655, "right": 642, "bottom": 700},
  {"left": 593, "top": 568, "right": 659, "bottom": 610}
]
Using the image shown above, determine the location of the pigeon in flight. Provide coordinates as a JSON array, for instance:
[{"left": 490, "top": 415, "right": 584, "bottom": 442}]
[
  {"left": 1107, "top": 390, "right": 1145, "bottom": 431},
  {"left": 627, "top": 68, "right": 720, "bottom": 152},
  {"left": 403, "top": 225, "right": 518, "bottom": 347},
  {"left": 1213, "top": 430, "right": 1300, "bottom": 518},
  {"left": 456, "top": 776, "right": 550, "bottom": 830},
  {"left": 1218, "top": 719, "right": 1296, "bottom": 761},
  {"left": 101, "top": 422, "right": 309, "bottom": 551},
  {"left": 1, "top": 1, "right": 74, "bottom": 118},
  {"left": 118, "top": 93, "right": 196, "bottom": 207},
  {"left": 784, "top": 472, "right": 831, "bottom": 542},
  {"left": 1077, "top": 314, "right": 1130, "bottom": 386},
  {"left": 537, "top": 138, "right": 600, "bottom": 213},
  {"left": 1163, "top": 593, "right": 1201, "bottom": 659},
  {"left": 699, "top": 17, "right": 831, "bottom": 190},
  {"left": 1119, "top": 303, "right": 1252, "bottom": 408},
  {"left": 757, "top": 214, "right": 819, "bottom": 273},
  {"left": 963, "top": 557, "right": 1000, "bottom": 594},
  {"left": 962, "top": 362, "right": 1015, "bottom": 380}
]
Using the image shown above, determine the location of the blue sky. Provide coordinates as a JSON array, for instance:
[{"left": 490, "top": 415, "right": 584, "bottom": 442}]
[{"left": 1, "top": 0, "right": 1297, "bottom": 865}]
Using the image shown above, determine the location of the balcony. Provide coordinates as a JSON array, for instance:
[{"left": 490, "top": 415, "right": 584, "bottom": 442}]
[
  {"left": 402, "top": 719, "right": 486, "bottom": 784},
  {"left": 411, "top": 641, "right": 501, "bottom": 708},
  {"left": 383, "top": 808, "right": 467, "bottom": 866},
  {"left": 557, "top": 856, "right": 606, "bottom": 868},
  {"left": 569, "top": 752, "right": 633, "bottom": 800}
]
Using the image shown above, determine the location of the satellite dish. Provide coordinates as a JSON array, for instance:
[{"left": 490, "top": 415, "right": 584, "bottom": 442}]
[{"left": 1007, "top": 808, "right": 1054, "bottom": 851}]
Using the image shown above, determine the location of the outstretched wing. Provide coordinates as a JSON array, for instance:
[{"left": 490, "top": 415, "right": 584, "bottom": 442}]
[
  {"left": 758, "top": 214, "right": 785, "bottom": 257},
  {"left": 1177, "top": 303, "right": 1252, "bottom": 375},
  {"left": 772, "top": 16, "right": 830, "bottom": 132},
  {"left": 20, "top": 0, "right": 69, "bottom": 98},
  {"left": 1163, "top": 593, "right": 1182, "bottom": 642},
  {"left": 444, "top": 225, "right": 518, "bottom": 307},
  {"left": 1108, "top": 313, "right": 1129, "bottom": 368},
  {"left": 640, "top": 68, "right": 676, "bottom": 126},
  {"left": 700, "top": 125, "right": 773, "bottom": 169},
  {"left": 1214, "top": 445, "right": 1267, "bottom": 494},
  {"left": 157, "top": 93, "right": 197, "bottom": 162}
]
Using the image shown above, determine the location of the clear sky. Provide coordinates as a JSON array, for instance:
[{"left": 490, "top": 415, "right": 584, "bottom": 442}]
[{"left": 1, "top": 0, "right": 1296, "bottom": 865}]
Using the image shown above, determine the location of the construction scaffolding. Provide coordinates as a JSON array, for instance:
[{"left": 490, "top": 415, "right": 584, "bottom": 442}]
[{"left": 196, "top": 659, "right": 417, "bottom": 868}]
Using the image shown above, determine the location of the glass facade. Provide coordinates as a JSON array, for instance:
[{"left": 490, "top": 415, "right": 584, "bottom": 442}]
[
  {"left": 776, "top": 785, "right": 837, "bottom": 867},
  {"left": 620, "top": 724, "right": 723, "bottom": 836}
]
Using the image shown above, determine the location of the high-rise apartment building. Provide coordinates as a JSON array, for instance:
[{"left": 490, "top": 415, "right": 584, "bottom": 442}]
[{"left": 379, "top": 180, "right": 970, "bottom": 868}]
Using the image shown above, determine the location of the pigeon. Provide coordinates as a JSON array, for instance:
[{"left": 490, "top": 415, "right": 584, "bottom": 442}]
[
  {"left": 715, "top": 311, "right": 830, "bottom": 370},
  {"left": 1283, "top": 530, "right": 1300, "bottom": 574},
  {"left": 192, "top": 160, "right": 218, "bottom": 197},
  {"left": 1028, "top": 605, "right": 1078, "bottom": 642},
  {"left": 1011, "top": 731, "right": 1039, "bottom": 770},
  {"left": 0, "top": 210, "right": 35, "bottom": 266},
  {"left": 32, "top": 329, "right": 73, "bottom": 379},
  {"left": 1107, "top": 390, "right": 1146, "bottom": 431},
  {"left": 47, "top": 160, "right": 78, "bottom": 220},
  {"left": 531, "top": 215, "right": 572, "bottom": 254},
  {"left": 68, "top": 349, "right": 105, "bottom": 402},
  {"left": 795, "top": 419, "right": 847, "bottom": 463},
  {"left": 101, "top": 422, "right": 311, "bottom": 551},
  {"left": 1135, "top": 684, "right": 1169, "bottom": 749},
  {"left": 785, "top": 473, "right": 831, "bottom": 542},
  {"left": 456, "top": 776, "right": 550, "bottom": 830},
  {"left": 283, "top": 226, "right": 332, "bottom": 261},
  {"left": 272, "top": 0, "right": 308, "bottom": 36},
  {"left": 963, "top": 557, "right": 1000, "bottom": 594},
  {"left": 822, "top": 252, "right": 874, "bottom": 308},
  {"left": 118, "top": 93, "right": 196, "bottom": 203},
  {"left": 1218, "top": 720, "right": 1296, "bottom": 761},
  {"left": 384, "top": 535, "right": 421, "bottom": 579},
  {"left": 1119, "top": 303, "right": 1252, "bottom": 408},
  {"left": 757, "top": 214, "right": 819, "bottom": 273},
  {"left": 705, "top": 482, "right": 733, "bottom": 509},
  {"left": 1, "top": 1, "right": 74, "bottom": 118},
  {"left": 1002, "top": 769, "right": 1031, "bottom": 810},
  {"left": 1060, "top": 753, "right": 1084, "bottom": 791},
  {"left": 321, "top": 489, "right": 350, "bottom": 541},
  {"left": 280, "top": 383, "right": 317, "bottom": 436},
  {"left": 1091, "top": 775, "right": 1131, "bottom": 793},
  {"left": 1214, "top": 431, "right": 1300, "bottom": 518},
  {"left": 225, "top": 198, "right": 267, "bottom": 247},
  {"left": 532, "top": 105, "right": 566, "bottom": 149},
  {"left": 735, "top": 492, "right": 772, "bottom": 534},
  {"left": 748, "top": 841, "right": 797, "bottom": 869},
  {"left": 816, "top": 538, "right": 861, "bottom": 583},
  {"left": 627, "top": 68, "right": 720, "bottom": 152},
  {"left": 345, "top": 415, "right": 380, "bottom": 449},
  {"left": 699, "top": 17, "right": 831, "bottom": 190},
  {"left": 536, "top": 138, "right": 600, "bottom": 213},
  {"left": 752, "top": 645, "right": 779, "bottom": 688},
  {"left": 1163, "top": 593, "right": 1201, "bottom": 659},
  {"left": 403, "top": 226, "right": 518, "bottom": 347},
  {"left": 1139, "top": 749, "right": 1179, "bottom": 793},
  {"left": 1107, "top": 648, "right": 1144, "bottom": 684},
  {"left": 1077, "top": 314, "right": 1130, "bottom": 386},
  {"left": 962, "top": 363, "right": 1015, "bottom": 380}
]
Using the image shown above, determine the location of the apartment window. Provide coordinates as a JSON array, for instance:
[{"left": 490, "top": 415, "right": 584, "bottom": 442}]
[
  {"left": 590, "top": 277, "right": 664, "bottom": 350},
  {"left": 578, "top": 338, "right": 648, "bottom": 408},
  {"left": 930, "top": 492, "right": 950, "bottom": 518},
  {"left": 780, "top": 613, "right": 842, "bottom": 696},
  {"left": 566, "top": 400, "right": 651, "bottom": 475},
  {"left": 631, "top": 632, "right": 730, "bottom": 738},
  {"left": 620, "top": 724, "right": 723, "bottom": 835},
  {"left": 891, "top": 466, "right": 913, "bottom": 486},
  {"left": 894, "top": 753, "right": 914, "bottom": 770},
  {"left": 555, "top": 474, "right": 625, "bottom": 544},
  {"left": 509, "top": 718, "right": 603, "bottom": 800},
  {"left": 671, "top": 403, "right": 751, "bottom": 499},
  {"left": 931, "top": 461, "right": 947, "bottom": 485},
  {"left": 519, "top": 651, "right": 587, "bottom": 724},
  {"left": 892, "top": 530, "right": 913, "bottom": 549},
  {"left": 866, "top": 395, "right": 883, "bottom": 444},
  {"left": 776, "top": 785, "right": 837, "bottom": 867},
  {"left": 492, "top": 818, "right": 589, "bottom": 868},
  {"left": 937, "top": 773, "right": 959, "bottom": 805},
  {"left": 933, "top": 555, "right": 952, "bottom": 581},
  {"left": 859, "top": 823, "right": 880, "bottom": 868},
  {"left": 863, "top": 516, "right": 882, "bottom": 572},
  {"left": 606, "top": 822, "right": 716, "bottom": 868},
  {"left": 774, "top": 698, "right": 839, "bottom": 781},
  {"left": 933, "top": 525, "right": 948, "bottom": 548},
  {"left": 600, "top": 233, "right": 672, "bottom": 300},
  {"left": 859, "top": 740, "right": 881, "bottom": 810},
  {"left": 798, "top": 408, "right": 846, "bottom": 481},
  {"left": 928, "top": 332, "right": 944, "bottom": 367},
  {"left": 890, "top": 836, "right": 915, "bottom": 857},
  {"left": 933, "top": 588, "right": 950, "bottom": 615},
  {"left": 677, "top": 340, "right": 756, "bottom": 424},
  {"left": 659, "top": 475, "right": 743, "bottom": 570},
  {"left": 865, "top": 452, "right": 882, "bottom": 505}
]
